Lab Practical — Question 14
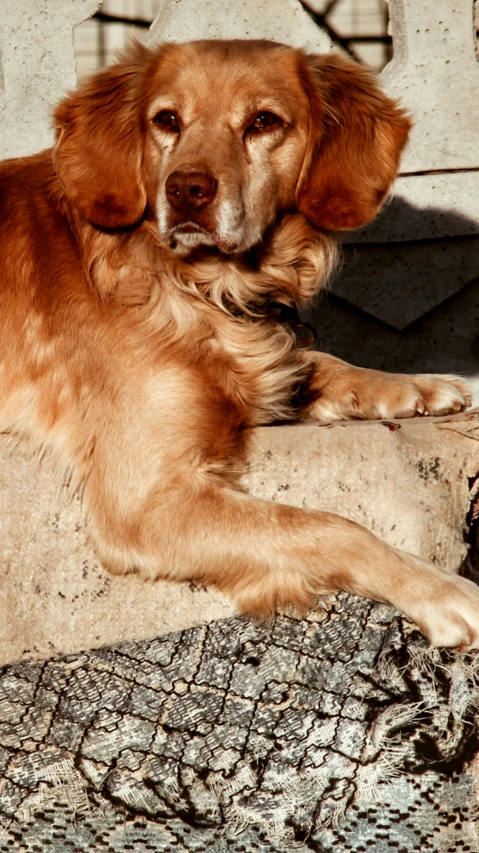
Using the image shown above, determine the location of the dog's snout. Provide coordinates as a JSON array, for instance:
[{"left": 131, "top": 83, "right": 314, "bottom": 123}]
[{"left": 165, "top": 170, "right": 217, "bottom": 213}]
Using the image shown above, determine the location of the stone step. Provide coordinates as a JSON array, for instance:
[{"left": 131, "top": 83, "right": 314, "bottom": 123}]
[{"left": 1, "top": 411, "right": 479, "bottom": 665}]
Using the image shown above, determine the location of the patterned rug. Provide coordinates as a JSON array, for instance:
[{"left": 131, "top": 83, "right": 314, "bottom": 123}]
[{"left": 1, "top": 594, "right": 479, "bottom": 852}]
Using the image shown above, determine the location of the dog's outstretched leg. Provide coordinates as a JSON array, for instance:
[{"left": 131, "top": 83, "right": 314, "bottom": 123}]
[{"left": 89, "top": 474, "right": 479, "bottom": 650}]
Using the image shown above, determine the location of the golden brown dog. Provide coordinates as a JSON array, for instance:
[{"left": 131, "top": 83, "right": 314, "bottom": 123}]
[{"left": 1, "top": 39, "right": 478, "bottom": 648}]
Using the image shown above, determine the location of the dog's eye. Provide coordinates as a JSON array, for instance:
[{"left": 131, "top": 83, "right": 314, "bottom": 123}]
[
  {"left": 153, "top": 110, "right": 180, "bottom": 132},
  {"left": 247, "top": 112, "right": 282, "bottom": 134}
]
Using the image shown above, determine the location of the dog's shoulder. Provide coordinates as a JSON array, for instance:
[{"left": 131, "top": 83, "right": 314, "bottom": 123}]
[{"left": 0, "top": 150, "right": 63, "bottom": 232}]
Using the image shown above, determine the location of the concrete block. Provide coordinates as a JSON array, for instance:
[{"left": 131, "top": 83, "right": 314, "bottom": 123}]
[
  {"left": 0, "top": 0, "right": 101, "bottom": 160},
  {"left": 333, "top": 235, "right": 479, "bottom": 329},
  {"left": 2, "top": 412, "right": 479, "bottom": 666},
  {"left": 381, "top": 0, "right": 479, "bottom": 172},
  {"left": 307, "top": 275, "right": 479, "bottom": 408},
  {"left": 149, "top": 0, "right": 331, "bottom": 52},
  {"left": 0, "top": 444, "right": 235, "bottom": 666},
  {"left": 352, "top": 173, "right": 479, "bottom": 244}
]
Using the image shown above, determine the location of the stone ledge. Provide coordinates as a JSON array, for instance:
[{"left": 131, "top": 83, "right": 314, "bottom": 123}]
[{"left": 1, "top": 411, "right": 479, "bottom": 666}]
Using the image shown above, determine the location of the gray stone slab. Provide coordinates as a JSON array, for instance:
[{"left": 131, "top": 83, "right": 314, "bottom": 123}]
[
  {"left": 148, "top": 0, "right": 332, "bottom": 52},
  {"left": 334, "top": 235, "right": 479, "bottom": 329},
  {"left": 306, "top": 273, "right": 479, "bottom": 412},
  {"left": 381, "top": 0, "right": 479, "bottom": 173},
  {"left": 0, "top": 0, "right": 101, "bottom": 160},
  {"left": 351, "top": 173, "right": 479, "bottom": 244}
]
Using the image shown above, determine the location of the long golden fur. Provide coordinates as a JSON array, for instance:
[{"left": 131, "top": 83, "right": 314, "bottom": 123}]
[{"left": 1, "top": 39, "right": 478, "bottom": 648}]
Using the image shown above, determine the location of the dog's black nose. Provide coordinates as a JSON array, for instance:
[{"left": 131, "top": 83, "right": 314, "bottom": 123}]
[{"left": 165, "top": 170, "right": 217, "bottom": 212}]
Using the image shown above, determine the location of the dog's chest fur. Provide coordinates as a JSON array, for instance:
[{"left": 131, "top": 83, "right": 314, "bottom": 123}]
[{"left": 83, "top": 222, "right": 319, "bottom": 432}]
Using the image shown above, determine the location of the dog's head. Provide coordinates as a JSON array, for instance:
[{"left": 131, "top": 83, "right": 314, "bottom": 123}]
[{"left": 54, "top": 39, "right": 410, "bottom": 254}]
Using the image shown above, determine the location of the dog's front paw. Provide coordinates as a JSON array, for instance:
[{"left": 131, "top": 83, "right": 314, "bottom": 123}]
[
  {"left": 404, "top": 568, "right": 479, "bottom": 650},
  {"left": 405, "top": 374, "right": 471, "bottom": 418},
  {"left": 307, "top": 358, "right": 471, "bottom": 422}
]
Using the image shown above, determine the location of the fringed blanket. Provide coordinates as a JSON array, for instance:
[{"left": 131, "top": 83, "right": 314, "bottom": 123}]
[{"left": 1, "top": 596, "right": 479, "bottom": 852}]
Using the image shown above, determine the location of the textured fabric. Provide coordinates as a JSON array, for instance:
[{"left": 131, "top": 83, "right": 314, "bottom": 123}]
[{"left": 1, "top": 594, "right": 478, "bottom": 852}]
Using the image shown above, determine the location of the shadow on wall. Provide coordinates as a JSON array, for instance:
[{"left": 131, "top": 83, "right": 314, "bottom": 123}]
[
  {"left": 355, "top": 194, "right": 479, "bottom": 244},
  {"left": 303, "top": 196, "right": 479, "bottom": 386}
]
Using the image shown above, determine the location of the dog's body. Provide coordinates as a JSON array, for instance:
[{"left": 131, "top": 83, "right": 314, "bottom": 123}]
[{"left": 1, "top": 39, "right": 478, "bottom": 647}]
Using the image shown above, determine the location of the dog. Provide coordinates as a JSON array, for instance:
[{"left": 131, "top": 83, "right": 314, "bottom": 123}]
[{"left": 1, "top": 38, "right": 478, "bottom": 649}]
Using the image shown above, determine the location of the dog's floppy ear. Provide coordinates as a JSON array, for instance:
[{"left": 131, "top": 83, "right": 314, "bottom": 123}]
[
  {"left": 54, "top": 44, "right": 150, "bottom": 229},
  {"left": 296, "top": 53, "right": 411, "bottom": 231}
]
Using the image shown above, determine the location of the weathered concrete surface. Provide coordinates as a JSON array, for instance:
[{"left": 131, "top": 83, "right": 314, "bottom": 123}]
[
  {"left": 381, "top": 0, "right": 479, "bottom": 173},
  {"left": 148, "top": 0, "right": 331, "bottom": 52},
  {"left": 243, "top": 414, "right": 479, "bottom": 564},
  {"left": 1, "top": 412, "right": 479, "bottom": 666},
  {"left": 0, "top": 444, "right": 235, "bottom": 665},
  {"left": 353, "top": 173, "right": 479, "bottom": 243},
  {"left": 0, "top": 0, "right": 101, "bottom": 160}
]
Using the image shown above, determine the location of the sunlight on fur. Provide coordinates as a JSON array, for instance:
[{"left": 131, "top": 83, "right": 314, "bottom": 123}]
[{"left": 0, "top": 38, "right": 477, "bottom": 649}]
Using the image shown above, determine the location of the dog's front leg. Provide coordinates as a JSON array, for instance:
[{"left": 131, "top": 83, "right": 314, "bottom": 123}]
[
  {"left": 77, "top": 356, "right": 478, "bottom": 651},
  {"left": 302, "top": 352, "right": 471, "bottom": 422},
  {"left": 88, "top": 467, "right": 479, "bottom": 649}
]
